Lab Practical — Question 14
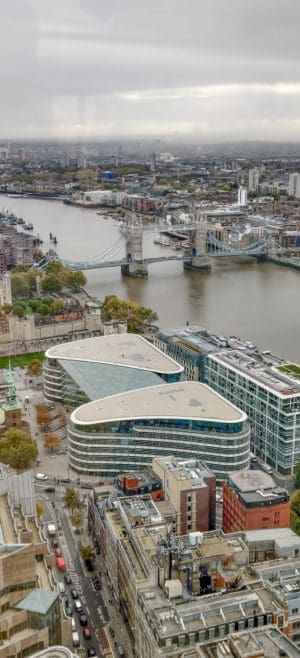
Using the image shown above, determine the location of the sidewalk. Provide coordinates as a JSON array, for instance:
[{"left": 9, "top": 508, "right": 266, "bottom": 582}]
[{"left": 100, "top": 569, "right": 134, "bottom": 658}]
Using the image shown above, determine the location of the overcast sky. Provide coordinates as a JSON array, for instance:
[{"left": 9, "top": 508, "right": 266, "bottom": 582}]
[{"left": 2, "top": 0, "right": 300, "bottom": 141}]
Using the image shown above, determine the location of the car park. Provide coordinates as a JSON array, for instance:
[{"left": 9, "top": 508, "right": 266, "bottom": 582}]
[
  {"left": 71, "top": 588, "right": 79, "bottom": 599},
  {"left": 83, "top": 626, "right": 91, "bottom": 640},
  {"left": 64, "top": 573, "right": 72, "bottom": 585},
  {"left": 79, "top": 613, "right": 88, "bottom": 626}
]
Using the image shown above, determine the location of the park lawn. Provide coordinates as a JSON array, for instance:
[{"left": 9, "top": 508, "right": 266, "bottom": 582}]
[{"left": 0, "top": 352, "right": 45, "bottom": 369}]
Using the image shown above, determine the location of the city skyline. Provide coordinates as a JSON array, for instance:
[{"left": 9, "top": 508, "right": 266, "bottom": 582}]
[{"left": 2, "top": 0, "right": 300, "bottom": 140}]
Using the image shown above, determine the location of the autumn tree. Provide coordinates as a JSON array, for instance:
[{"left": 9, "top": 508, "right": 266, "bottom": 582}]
[
  {"left": 71, "top": 509, "right": 84, "bottom": 533},
  {"left": 36, "top": 501, "right": 44, "bottom": 520},
  {"left": 36, "top": 407, "right": 52, "bottom": 431},
  {"left": 44, "top": 433, "right": 61, "bottom": 453},
  {"left": 0, "top": 428, "right": 38, "bottom": 472},
  {"left": 65, "top": 270, "right": 87, "bottom": 291},
  {"left": 63, "top": 487, "right": 82, "bottom": 514},
  {"left": 80, "top": 545, "right": 96, "bottom": 562},
  {"left": 27, "top": 359, "right": 43, "bottom": 377}
]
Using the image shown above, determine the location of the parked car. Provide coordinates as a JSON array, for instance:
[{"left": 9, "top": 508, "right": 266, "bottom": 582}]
[
  {"left": 74, "top": 600, "right": 83, "bottom": 613},
  {"left": 85, "top": 559, "right": 95, "bottom": 572},
  {"left": 44, "top": 486, "right": 56, "bottom": 493},
  {"left": 71, "top": 589, "right": 79, "bottom": 599},
  {"left": 87, "top": 648, "right": 96, "bottom": 657},
  {"left": 64, "top": 573, "right": 72, "bottom": 585},
  {"left": 79, "top": 613, "right": 88, "bottom": 626},
  {"left": 83, "top": 626, "right": 91, "bottom": 640},
  {"left": 52, "top": 539, "right": 59, "bottom": 548},
  {"left": 65, "top": 605, "right": 72, "bottom": 617},
  {"left": 35, "top": 473, "right": 48, "bottom": 481},
  {"left": 55, "top": 548, "right": 62, "bottom": 558},
  {"left": 60, "top": 478, "right": 71, "bottom": 484}
]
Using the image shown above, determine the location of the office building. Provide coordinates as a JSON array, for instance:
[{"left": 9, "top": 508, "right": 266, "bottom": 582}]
[
  {"left": 135, "top": 583, "right": 287, "bottom": 658},
  {"left": 288, "top": 172, "right": 300, "bottom": 198},
  {"left": 43, "top": 333, "right": 183, "bottom": 405},
  {"left": 205, "top": 349, "right": 300, "bottom": 474},
  {"left": 68, "top": 381, "right": 250, "bottom": 479},
  {"left": 222, "top": 469, "right": 290, "bottom": 533},
  {"left": 152, "top": 456, "right": 216, "bottom": 532},
  {"left": 248, "top": 167, "right": 260, "bottom": 191}
]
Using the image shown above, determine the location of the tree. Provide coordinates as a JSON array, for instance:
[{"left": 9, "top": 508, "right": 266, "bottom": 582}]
[
  {"left": 11, "top": 274, "right": 30, "bottom": 299},
  {"left": 44, "top": 433, "right": 61, "bottom": 453},
  {"left": 0, "top": 428, "right": 38, "bottom": 472},
  {"left": 102, "top": 295, "right": 158, "bottom": 332},
  {"left": 51, "top": 299, "right": 65, "bottom": 314},
  {"left": 36, "top": 501, "right": 44, "bottom": 520},
  {"left": 41, "top": 273, "right": 63, "bottom": 293},
  {"left": 293, "top": 462, "right": 300, "bottom": 489},
  {"left": 36, "top": 302, "right": 51, "bottom": 316},
  {"left": 63, "top": 487, "right": 82, "bottom": 514},
  {"left": 65, "top": 270, "right": 87, "bottom": 291},
  {"left": 36, "top": 407, "right": 52, "bottom": 430},
  {"left": 12, "top": 303, "right": 26, "bottom": 318},
  {"left": 45, "top": 261, "right": 65, "bottom": 275},
  {"left": 33, "top": 249, "right": 44, "bottom": 262},
  {"left": 27, "top": 359, "right": 43, "bottom": 377},
  {"left": 71, "top": 509, "right": 84, "bottom": 533},
  {"left": 80, "top": 545, "right": 96, "bottom": 562}
]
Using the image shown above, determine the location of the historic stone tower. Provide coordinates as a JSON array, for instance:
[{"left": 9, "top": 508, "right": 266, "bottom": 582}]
[
  {"left": 121, "top": 215, "right": 148, "bottom": 278},
  {"left": 184, "top": 209, "right": 211, "bottom": 270}
]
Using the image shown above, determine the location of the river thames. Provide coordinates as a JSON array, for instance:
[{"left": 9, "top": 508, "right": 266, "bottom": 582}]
[{"left": 1, "top": 194, "right": 300, "bottom": 361}]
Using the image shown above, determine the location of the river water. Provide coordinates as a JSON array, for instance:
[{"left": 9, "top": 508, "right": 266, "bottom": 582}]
[{"left": 1, "top": 194, "right": 300, "bottom": 361}]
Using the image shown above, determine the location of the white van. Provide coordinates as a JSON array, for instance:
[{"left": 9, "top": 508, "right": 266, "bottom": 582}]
[
  {"left": 58, "top": 582, "right": 65, "bottom": 594},
  {"left": 74, "top": 599, "right": 82, "bottom": 613},
  {"left": 71, "top": 618, "right": 76, "bottom": 631},
  {"left": 72, "top": 631, "right": 80, "bottom": 647}
]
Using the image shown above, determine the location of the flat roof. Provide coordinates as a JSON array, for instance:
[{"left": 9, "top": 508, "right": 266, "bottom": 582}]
[
  {"left": 229, "top": 469, "right": 275, "bottom": 492},
  {"left": 46, "top": 334, "right": 183, "bottom": 375},
  {"left": 71, "top": 381, "right": 247, "bottom": 426},
  {"left": 210, "top": 350, "right": 300, "bottom": 397}
]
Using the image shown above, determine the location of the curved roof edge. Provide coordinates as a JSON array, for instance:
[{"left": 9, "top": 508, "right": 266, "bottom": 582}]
[
  {"left": 45, "top": 334, "right": 183, "bottom": 375},
  {"left": 70, "top": 381, "right": 248, "bottom": 426}
]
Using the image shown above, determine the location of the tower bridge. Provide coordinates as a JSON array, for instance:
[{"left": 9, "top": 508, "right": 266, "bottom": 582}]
[{"left": 38, "top": 211, "right": 274, "bottom": 277}]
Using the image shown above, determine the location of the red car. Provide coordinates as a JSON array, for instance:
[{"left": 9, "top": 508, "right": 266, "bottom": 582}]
[{"left": 83, "top": 626, "right": 91, "bottom": 640}]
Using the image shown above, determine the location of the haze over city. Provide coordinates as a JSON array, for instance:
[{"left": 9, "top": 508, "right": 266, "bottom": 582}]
[{"left": 2, "top": 0, "right": 300, "bottom": 140}]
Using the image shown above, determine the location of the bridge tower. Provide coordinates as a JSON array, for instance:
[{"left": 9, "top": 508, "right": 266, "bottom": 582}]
[
  {"left": 121, "top": 215, "right": 148, "bottom": 278},
  {"left": 184, "top": 209, "right": 211, "bottom": 270}
]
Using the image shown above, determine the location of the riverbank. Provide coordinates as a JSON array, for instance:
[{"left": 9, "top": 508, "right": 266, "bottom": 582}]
[{"left": 268, "top": 255, "right": 300, "bottom": 271}]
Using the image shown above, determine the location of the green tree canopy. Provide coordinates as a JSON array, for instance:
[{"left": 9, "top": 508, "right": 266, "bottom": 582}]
[
  {"left": 293, "top": 462, "right": 300, "bottom": 489},
  {"left": 11, "top": 274, "right": 30, "bottom": 299},
  {"left": 65, "top": 270, "right": 87, "bottom": 291},
  {"left": 102, "top": 295, "right": 158, "bottom": 332},
  {"left": 0, "top": 428, "right": 38, "bottom": 472},
  {"left": 41, "top": 273, "right": 63, "bottom": 293}
]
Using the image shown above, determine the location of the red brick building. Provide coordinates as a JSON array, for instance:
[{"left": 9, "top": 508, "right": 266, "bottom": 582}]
[{"left": 223, "top": 469, "right": 290, "bottom": 533}]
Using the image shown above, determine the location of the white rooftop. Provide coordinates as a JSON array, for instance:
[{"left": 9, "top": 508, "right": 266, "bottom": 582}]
[
  {"left": 71, "top": 381, "right": 247, "bottom": 425},
  {"left": 46, "top": 334, "right": 182, "bottom": 375}
]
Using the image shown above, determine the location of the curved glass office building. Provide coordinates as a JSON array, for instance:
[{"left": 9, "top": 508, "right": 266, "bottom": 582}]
[
  {"left": 43, "top": 334, "right": 183, "bottom": 406},
  {"left": 68, "top": 381, "right": 250, "bottom": 481}
]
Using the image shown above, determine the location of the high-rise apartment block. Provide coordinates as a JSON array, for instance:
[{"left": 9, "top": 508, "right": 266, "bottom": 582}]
[
  {"left": 222, "top": 469, "right": 290, "bottom": 533},
  {"left": 288, "top": 172, "right": 300, "bottom": 198},
  {"left": 248, "top": 167, "right": 260, "bottom": 191},
  {"left": 237, "top": 185, "right": 248, "bottom": 206}
]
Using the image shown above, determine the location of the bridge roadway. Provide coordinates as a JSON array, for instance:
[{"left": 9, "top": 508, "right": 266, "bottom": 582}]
[{"left": 62, "top": 248, "right": 269, "bottom": 271}]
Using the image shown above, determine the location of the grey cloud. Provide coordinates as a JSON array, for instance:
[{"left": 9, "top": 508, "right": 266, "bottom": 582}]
[{"left": 1, "top": 0, "right": 300, "bottom": 138}]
